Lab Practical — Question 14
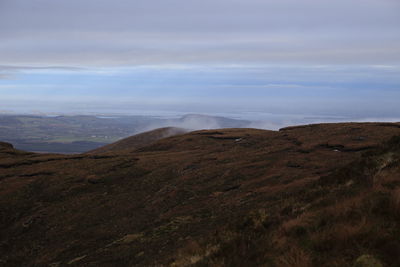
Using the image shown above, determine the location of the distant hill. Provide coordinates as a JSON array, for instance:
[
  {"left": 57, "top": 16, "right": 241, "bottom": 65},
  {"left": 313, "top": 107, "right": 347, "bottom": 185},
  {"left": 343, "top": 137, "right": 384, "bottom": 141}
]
[
  {"left": 0, "top": 141, "right": 14, "bottom": 150},
  {"left": 1, "top": 122, "right": 400, "bottom": 266},
  {"left": 89, "top": 127, "right": 188, "bottom": 153}
]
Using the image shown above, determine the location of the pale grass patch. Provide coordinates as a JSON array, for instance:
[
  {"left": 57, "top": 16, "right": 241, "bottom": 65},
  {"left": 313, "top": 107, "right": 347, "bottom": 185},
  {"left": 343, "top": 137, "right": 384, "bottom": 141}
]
[
  {"left": 171, "top": 240, "right": 220, "bottom": 267},
  {"left": 280, "top": 213, "right": 311, "bottom": 234},
  {"left": 275, "top": 246, "right": 312, "bottom": 267},
  {"left": 250, "top": 208, "right": 269, "bottom": 228}
]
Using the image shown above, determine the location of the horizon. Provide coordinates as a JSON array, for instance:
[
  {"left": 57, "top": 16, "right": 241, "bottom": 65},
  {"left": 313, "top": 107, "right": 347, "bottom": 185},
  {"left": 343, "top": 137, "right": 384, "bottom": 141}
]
[{"left": 1, "top": 111, "right": 399, "bottom": 133}]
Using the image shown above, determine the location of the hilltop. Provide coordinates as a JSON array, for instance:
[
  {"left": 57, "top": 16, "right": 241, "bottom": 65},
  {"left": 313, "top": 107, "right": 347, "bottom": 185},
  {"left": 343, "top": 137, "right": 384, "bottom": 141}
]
[{"left": 1, "top": 122, "right": 400, "bottom": 266}]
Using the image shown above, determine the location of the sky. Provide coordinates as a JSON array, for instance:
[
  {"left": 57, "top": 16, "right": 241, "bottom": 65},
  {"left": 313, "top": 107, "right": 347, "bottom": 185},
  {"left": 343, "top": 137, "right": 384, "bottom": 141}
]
[{"left": 0, "top": 0, "right": 399, "bottom": 123}]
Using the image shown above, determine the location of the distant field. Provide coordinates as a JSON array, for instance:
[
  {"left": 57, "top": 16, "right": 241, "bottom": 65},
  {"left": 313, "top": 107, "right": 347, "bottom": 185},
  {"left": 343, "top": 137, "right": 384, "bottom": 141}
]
[
  {"left": 0, "top": 115, "right": 143, "bottom": 153},
  {"left": 0, "top": 114, "right": 250, "bottom": 153},
  {"left": 13, "top": 141, "right": 108, "bottom": 154}
]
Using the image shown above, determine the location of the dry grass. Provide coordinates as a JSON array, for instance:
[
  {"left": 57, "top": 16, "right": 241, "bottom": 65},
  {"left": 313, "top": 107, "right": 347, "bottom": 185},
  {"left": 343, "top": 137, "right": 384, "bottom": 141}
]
[
  {"left": 171, "top": 240, "right": 220, "bottom": 267},
  {"left": 275, "top": 246, "right": 312, "bottom": 267},
  {"left": 1, "top": 124, "right": 400, "bottom": 266},
  {"left": 280, "top": 209, "right": 315, "bottom": 230},
  {"left": 391, "top": 188, "right": 400, "bottom": 216},
  {"left": 321, "top": 194, "right": 366, "bottom": 222},
  {"left": 310, "top": 216, "right": 371, "bottom": 247},
  {"left": 249, "top": 208, "right": 269, "bottom": 229}
]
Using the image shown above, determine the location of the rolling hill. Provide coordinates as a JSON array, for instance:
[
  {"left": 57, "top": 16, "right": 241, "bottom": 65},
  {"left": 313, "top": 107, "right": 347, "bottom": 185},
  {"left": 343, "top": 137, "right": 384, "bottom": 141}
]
[
  {"left": 1, "top": 122, "right": 400, "bottom": 266},
  {"left": 89, "top": 127, "right": 188, "bottom": 154}
]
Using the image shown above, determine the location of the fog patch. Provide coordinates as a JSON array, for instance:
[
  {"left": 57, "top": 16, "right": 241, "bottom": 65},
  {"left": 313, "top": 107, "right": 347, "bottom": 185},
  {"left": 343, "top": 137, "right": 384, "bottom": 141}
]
[
  {"left": 138, "top": 114, "right": 250, "bottom": 133},
  {"left": 158, "top": 127, "right": 190, "bottom": 139}
]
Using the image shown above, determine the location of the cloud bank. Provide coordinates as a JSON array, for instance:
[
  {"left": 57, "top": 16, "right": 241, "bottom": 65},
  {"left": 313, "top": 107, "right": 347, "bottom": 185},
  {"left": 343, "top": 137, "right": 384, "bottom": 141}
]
[{"left": 1, "top": 0, "right": 399, "bottom": 66}]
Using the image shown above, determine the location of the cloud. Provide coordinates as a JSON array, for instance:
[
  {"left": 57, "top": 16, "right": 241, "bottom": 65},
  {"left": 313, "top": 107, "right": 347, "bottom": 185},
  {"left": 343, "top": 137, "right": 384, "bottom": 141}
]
[
  {"left": 0, "top": 0, "right": 399, "bottom": 66},
  {"left": 0, "top": 74, "right": 11, "bottom": 79},
  {"left": 0, "top": 65, "right": 84, "bottom": 79},
  {"left": 0, "top": 66, "right": 83, "bottom": 71}
]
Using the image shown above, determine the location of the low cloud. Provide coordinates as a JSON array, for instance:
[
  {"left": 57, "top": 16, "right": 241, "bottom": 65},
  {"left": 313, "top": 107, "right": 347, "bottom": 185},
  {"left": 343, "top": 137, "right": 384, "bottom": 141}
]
[
  {"left": 0, "top": 65, "right": 84, "bottom": 80},
  {"left": 139, "top": 114, "right": 249, "bottom": 132}
]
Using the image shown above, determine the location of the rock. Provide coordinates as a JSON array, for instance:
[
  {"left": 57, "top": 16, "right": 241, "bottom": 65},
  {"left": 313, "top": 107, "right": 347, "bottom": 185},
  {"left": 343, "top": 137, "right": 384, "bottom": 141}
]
[
  {"left": 117, "top": 233, "right": 143, "bottom": 244},
  {"left": 106, "top": 233, "right": 144, "bottom": 247},
  {"left": 67, "top": 255, "right": 87, "bottom": 265}
]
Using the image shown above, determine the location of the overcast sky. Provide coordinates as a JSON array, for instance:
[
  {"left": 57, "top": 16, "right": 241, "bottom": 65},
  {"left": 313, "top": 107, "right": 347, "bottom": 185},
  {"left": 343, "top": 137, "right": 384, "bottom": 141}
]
[{"left": 0, "top": 0, "right": 399, "bottom": 122}]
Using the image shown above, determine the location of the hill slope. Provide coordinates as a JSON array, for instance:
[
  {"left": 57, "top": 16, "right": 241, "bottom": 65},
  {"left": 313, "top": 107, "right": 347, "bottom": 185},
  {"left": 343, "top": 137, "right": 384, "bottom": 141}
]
[
  {"left": 89, "top": 127, "right": 188, "bottom": 154},
  {"left": 0, "top": 123, "right": 400, "bottom": 266}
]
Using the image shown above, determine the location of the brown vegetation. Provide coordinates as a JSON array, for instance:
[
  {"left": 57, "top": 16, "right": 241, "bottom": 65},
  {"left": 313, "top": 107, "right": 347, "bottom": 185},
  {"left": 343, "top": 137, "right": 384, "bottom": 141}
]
[
  {"left": 89, "top": 127, "right": 187, "bottom": 154},
  {"left": 0, "top": 122, "right": 400, "bottom": 266}
]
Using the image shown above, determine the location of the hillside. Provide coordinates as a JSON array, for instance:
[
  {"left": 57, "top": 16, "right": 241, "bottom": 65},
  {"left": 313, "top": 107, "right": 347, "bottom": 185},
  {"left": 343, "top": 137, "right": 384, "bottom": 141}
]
[
  {"left": 1, "top": 123, "right": 400, "bottom": 266},
  {"left": 89, "top": 127, "right": 188, "bottom": 154}
]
